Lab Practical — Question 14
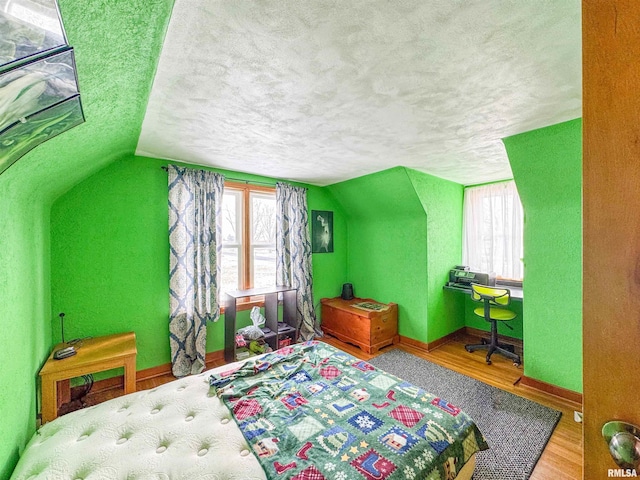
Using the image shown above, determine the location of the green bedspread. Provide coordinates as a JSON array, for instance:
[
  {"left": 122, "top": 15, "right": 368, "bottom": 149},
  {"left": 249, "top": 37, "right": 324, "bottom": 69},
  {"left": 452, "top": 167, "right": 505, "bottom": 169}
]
[{"left": 209, "top": 341, "right": 488, "bottom": 480}]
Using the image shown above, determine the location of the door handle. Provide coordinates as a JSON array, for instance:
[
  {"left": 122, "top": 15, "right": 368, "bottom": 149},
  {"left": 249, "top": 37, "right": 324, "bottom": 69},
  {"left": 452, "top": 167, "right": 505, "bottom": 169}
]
[{"left": 602, "top": 421, "right": 640, "bottom": 469}]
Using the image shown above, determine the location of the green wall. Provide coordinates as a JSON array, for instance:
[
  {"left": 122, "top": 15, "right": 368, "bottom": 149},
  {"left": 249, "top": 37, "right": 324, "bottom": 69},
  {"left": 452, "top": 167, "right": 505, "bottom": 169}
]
[
  {"left": 1, "top": 0, "right": 175, "bottom": 476},
  {"left": 306, "top": 183, "right": 349, "bottom": 306},
  {"left": 0, "top": 179, "right": 51, "bottom": 480},
  {"left": 329, "top": 168, "right": 428, "bottom": 340},
  {"left": 50, "top": 156, "right": 347, "bottom": 371},
  {"left": 504, "top": 118, "right": 582, "bottom": 393},
  {"left": 407, "top": 169, "right": 465, "bottom": 342},
  {"left": 328, "top": 167, "right": 464, "bottom": 344}
]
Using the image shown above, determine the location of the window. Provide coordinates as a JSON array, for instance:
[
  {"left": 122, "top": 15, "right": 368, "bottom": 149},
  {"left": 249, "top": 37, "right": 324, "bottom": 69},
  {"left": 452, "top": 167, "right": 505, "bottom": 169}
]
[
  {"left": 462, "top": 181, "right": 524, "bottom": 282},
  {"left": 220, "top": 182, "right": 276, "bottom": 295}
]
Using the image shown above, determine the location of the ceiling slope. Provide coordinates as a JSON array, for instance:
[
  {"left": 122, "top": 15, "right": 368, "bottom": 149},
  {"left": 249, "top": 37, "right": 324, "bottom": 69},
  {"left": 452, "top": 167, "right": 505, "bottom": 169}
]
[
  {"left": 137, "top": 0, "right": 581, "bottom": 186},
  {"left": 0, "top": 0, "right": 175, "bottom": 205}
]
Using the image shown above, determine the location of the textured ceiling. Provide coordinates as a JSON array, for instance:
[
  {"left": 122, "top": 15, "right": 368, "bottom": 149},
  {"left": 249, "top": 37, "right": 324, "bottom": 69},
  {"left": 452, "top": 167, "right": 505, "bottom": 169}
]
[{"left": 136, "top": 0, "right": 581, "bottom": 186}]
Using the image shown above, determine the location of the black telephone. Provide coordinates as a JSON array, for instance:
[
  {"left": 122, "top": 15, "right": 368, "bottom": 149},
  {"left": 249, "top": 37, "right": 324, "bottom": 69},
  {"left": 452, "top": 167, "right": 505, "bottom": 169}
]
[
  {"left": 53, "top": 346, "right": 77, "bottom": 360},
  {"left": 54, "top": 312, "right": 78, "bottom": 359}
]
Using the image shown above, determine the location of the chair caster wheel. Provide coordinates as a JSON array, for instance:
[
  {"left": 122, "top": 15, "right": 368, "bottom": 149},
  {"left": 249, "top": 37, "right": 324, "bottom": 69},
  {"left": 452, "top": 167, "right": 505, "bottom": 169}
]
[
  {"left": 465, "top": 346, "right": 472, "bottom": 353},
  {"left": 486, "top": 360, "right": 492, "bottom": 365},
  {"left": 514, "top": 362, "right": 521, "bottom": 367}
]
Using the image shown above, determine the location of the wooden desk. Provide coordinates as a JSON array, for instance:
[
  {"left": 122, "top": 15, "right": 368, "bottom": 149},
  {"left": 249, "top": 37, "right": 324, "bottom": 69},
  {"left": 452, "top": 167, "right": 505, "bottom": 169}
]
[
  {"left": 443, "top": 284, "right": 523, "bottom": 301},
  {"left": 39, "top": 332, "right": 137, "bottom": 423}
]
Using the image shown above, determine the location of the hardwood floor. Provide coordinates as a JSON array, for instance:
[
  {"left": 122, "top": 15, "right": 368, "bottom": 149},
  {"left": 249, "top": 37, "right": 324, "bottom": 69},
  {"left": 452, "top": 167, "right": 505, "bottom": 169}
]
[{"left": 83, "top": 334, "right": 582, "bottom": 479}]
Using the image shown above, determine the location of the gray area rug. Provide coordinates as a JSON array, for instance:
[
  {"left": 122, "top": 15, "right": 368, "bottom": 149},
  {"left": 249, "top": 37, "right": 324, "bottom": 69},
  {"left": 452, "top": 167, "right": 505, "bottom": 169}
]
[{"left": 369, "top": 349, "right": 561, "bottom": 480}]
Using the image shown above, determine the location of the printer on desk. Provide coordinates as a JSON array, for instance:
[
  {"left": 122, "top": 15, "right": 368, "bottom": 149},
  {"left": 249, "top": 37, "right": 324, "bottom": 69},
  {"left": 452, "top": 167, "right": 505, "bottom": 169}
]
[{"left": 447, "top": 266, "right": 496, "bottom": 289}]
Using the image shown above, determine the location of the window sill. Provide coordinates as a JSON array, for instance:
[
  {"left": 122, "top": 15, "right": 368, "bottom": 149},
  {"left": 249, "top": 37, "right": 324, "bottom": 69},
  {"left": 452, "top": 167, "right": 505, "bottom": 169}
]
[
  {"left": 495, "top": 279, "right": 523, "bottom": 288},
  {"left": 220, "top": 297, "right": 264, "bottom": 315}
]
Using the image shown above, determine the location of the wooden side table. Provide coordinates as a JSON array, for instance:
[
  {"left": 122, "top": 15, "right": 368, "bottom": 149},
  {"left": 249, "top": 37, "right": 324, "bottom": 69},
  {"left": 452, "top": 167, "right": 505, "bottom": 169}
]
[
  {"left": 321, "top": 297, "right": 399, "bottom": 353},
  {"left": 39, "top": 332, "right": 137, "bottom": 423}
]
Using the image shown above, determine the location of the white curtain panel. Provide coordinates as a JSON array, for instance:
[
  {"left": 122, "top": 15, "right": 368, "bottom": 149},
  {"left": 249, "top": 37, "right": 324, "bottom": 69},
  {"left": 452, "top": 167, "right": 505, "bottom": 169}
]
[
  {"left": 275, "top": 182, "right": 317, "bottom": 340},
  {"left": 462, "top": 181, "right": 524, "bottom": 280},
  {"left": 168, "top": 166, "right": 224, "bottom": 377}
]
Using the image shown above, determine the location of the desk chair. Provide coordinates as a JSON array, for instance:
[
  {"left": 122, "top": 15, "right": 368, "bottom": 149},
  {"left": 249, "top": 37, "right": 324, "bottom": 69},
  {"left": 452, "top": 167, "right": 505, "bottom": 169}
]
[{"left": 465, "top": 284, "right": 521, "bottom": 366}]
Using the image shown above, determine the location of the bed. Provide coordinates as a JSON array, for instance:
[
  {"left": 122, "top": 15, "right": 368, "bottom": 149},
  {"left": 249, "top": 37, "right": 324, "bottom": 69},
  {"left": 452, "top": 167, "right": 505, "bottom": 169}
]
[{"left": 11, "top": 341, "right": 487, "bottom": 480}]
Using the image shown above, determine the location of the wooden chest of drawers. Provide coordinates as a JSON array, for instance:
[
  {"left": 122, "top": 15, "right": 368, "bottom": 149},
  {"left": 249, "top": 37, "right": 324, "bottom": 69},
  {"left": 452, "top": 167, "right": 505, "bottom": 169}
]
[{"left": 320, "top": 297, "right": 399, "bottom": 354}]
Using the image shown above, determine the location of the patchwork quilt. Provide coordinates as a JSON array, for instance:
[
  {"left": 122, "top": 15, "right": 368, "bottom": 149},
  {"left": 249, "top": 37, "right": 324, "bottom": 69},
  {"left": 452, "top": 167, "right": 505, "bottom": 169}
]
[{"left": 210, "top": 341, "right": 488, "bottom": 480}]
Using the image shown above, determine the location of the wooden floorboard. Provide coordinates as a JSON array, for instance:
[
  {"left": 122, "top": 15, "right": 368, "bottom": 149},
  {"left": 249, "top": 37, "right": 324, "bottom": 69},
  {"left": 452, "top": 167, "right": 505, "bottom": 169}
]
[{"left": 83, "top": 334, "right": 582, "bottom": 479}]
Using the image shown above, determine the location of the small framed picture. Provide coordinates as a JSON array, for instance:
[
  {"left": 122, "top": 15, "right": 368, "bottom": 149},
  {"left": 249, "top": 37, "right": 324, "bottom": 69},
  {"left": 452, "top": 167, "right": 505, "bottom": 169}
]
[{"left": 312, "top": 210, "right": 333, "bottom": 253}]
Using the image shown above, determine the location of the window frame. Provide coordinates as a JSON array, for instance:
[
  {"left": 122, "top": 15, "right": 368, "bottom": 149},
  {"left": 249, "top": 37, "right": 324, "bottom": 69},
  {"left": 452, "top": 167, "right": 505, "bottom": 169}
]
[
  {"left": 248, "top": 189, "right": 277, "bottom": 290},
  {"left": 221, "top": 181, "right": 276, "bottom": 310},
  {"left": 462, "top": 180, "right": 524, "bottom": 286}
]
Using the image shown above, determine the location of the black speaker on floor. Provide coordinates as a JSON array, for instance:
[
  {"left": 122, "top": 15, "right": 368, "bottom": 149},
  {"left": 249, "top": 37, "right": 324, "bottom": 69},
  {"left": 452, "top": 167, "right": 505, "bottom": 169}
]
[{"left": 341, "top": 283, "right": 354, "bottom": 300}]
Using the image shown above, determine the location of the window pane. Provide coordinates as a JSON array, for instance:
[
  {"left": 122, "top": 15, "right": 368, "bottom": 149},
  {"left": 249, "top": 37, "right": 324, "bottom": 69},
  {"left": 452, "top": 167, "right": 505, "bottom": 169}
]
[
  {"left": 222, "top": 191, "right": 242, "bottom": 244},
  {"left": 251, "top": 192, "right": 275, "bottom": 244},
  {"left": 220, "top": 246, "right": 240, "bottom": 294},
  {"left": 253, "top": 247, "right": 276, "bottom": 289},
  {"left": 462, "top": 181, "right": 523, "bottom": 281}
]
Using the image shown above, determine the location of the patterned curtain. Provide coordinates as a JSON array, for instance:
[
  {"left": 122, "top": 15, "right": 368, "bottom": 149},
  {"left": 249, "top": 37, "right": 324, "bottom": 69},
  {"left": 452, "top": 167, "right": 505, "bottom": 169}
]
[
  {"left": 168, "top": 166, "right": 224, "bottom": 377},
  {"left": 276, "top": 182, "right": 317, "bottom": 340}
]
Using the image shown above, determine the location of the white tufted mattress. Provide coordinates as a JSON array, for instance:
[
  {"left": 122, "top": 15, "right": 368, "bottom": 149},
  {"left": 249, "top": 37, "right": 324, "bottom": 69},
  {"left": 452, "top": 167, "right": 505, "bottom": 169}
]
[
  {"left": 11, "top": 360, "right": 267, "bottom": 480},
  {"left": 11, "top": 355, "right": 477, "bottom": 480}
]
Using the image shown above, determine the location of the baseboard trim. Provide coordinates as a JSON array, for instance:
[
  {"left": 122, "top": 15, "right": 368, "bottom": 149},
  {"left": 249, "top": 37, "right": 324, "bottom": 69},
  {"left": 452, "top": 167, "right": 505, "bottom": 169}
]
[
  {"left": 399, "top": 336, "right": 429, "bottom": 352},
  {"left": 400, "top": 328, "right": 464, "bottom": 353},
  {"left": 427, "top": 328, "right": 465, "bottom": 351},
  {"left": 520, "top": 375, "right": 583, "bottom": 405},
  {"left": 400, "top": 327, "right": 523, "bottom": 354},
  {"left": 72, "top": 349, "right": 225, "bottom": 395},
  {"left": 401, "top": 329, "right": 582, "bottom": 406}
]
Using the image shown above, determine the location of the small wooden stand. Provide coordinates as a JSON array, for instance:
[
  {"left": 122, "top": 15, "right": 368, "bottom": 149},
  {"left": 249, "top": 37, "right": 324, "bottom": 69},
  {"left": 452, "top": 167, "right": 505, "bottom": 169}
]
[
  {"left": 224, "top": 286, "right": 298, "bottom": 362},
  {"left": 321, "top": 297, "right": 399, "bottom": 353},
  {"left": 39, "top": 332, "right": 137, "bottom": 424}
]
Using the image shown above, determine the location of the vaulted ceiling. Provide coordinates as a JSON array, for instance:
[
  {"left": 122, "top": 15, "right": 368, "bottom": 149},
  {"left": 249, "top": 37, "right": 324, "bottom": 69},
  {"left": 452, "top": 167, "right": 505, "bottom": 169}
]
[
  {"left": 2, "top": 0, "right": 581, "bottom": 202},
  {"left": 136, "top": 0, "right": 581, "bottom": 186}
]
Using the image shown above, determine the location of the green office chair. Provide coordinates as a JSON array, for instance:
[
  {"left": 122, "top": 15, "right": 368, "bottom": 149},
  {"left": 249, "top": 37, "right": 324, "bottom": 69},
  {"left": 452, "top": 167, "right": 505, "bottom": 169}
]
[{"left": 465, "top": 284, "right": 521, "bottom": 366}]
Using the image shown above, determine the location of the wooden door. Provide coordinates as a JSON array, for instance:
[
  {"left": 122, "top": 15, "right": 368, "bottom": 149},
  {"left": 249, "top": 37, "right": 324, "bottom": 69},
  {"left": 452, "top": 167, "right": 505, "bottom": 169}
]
[{"left": 583, "top": 1, "right": 640, "bottom": 478}]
